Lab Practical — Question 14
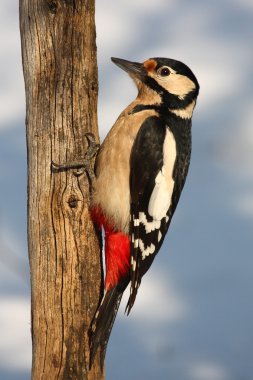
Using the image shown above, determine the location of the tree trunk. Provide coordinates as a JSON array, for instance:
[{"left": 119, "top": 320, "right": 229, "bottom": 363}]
[{"left": 19, "top": 0, "right": 104, "bottom": 379}]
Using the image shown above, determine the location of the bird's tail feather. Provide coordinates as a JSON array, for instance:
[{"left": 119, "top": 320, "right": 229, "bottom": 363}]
[{"left": 89, "top": 286, "right": 124, "bottom": 369}]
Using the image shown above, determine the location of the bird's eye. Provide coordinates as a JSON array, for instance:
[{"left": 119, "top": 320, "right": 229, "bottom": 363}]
[{"left": 158, "top": 67, "right": 170, "bottom": 77}]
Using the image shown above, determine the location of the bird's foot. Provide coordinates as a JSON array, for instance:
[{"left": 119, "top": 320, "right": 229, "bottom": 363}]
[{"left": 51, "top": 133, "right": 99, "bottom": 189}]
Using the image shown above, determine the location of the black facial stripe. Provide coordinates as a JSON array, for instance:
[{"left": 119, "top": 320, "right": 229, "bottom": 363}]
[
  {"left": 130, "top": 104, "right": 161, "bottom": 114},
  {"left": 130, "top": 101, "right": 194, "bottom": 119},
  {"left": 144, "top": 76, "right": 198, "bottom": 109}
]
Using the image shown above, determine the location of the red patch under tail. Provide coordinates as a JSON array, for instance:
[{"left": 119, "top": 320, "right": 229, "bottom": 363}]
[{"left": 91, "top": 206, "right": 130, "bottom": 289}]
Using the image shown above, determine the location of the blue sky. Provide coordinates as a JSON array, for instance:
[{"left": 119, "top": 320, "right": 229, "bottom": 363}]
[{"left": 1, "top": 1, "right": 253, "bottom": 379}]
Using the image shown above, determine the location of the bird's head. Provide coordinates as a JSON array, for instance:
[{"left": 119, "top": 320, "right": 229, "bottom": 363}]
[{"left": 111, "top": 57, "right": 199, "bottom": 118}]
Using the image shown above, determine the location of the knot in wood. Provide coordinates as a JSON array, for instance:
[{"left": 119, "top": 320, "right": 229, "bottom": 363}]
[
  {"left": 68, "top": 195, "right": 79, "bottom": 208},
  {"left": 91, "top": 81, "right": 98, "bottom": 92},
  {"left": 46, "top": 0, "right": 58, "bottom": 13}
]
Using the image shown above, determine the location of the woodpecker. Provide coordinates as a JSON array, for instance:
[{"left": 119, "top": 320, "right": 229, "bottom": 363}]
[{"left": 89, "top": 57, "right": 199, "bottom": 365}]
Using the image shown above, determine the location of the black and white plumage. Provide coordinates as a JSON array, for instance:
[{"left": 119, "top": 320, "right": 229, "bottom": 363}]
[
  {"left": 127, "top": 113, "right": 192, "bottom": 313},
  {"left": 90, "top": 56, "right": 199, "bottom": 364}
]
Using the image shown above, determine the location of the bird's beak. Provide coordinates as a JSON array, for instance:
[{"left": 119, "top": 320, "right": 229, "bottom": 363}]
[{"left": 111, "top": 57, "right": 145, "bottom": 80}]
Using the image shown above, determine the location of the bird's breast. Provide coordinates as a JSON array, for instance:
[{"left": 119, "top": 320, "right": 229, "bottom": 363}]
[{"left": 92, "top": 107, "right": 159, "bottom": 233}]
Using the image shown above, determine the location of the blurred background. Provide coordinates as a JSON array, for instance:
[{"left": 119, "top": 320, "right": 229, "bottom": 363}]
[{"left": 1, "top": 1, "right": 253, "bottom": 379}]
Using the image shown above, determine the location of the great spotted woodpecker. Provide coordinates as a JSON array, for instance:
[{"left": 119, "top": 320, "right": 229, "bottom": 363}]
[{"left": 89, "top": 57, "right": 199, "bottom": 365}]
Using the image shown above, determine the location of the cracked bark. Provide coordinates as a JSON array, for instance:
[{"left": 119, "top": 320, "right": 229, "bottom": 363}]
[{"left": 19, "top": 0, "right": 104, "bottom": 379}]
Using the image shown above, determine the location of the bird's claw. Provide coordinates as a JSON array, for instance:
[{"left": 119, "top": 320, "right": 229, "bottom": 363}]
[{"left": 51, "top": 132, "right": 99, "bottom": 190}]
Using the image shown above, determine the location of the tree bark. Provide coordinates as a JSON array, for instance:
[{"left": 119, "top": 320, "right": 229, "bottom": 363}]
[{"left": 19, "top": 0, "right": 104, "bottom": 379}]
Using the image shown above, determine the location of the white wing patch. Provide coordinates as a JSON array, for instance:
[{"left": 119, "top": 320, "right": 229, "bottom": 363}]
[
  {"left": 148, "top": 170, "right": 171, "bottom": 220},
  {"left": 139, "top": 212, "right": 161, "bottom": 233},
  {"left": 148, "top": 129, "right": 177, "bottom": 220},
  {"left": 131, "top": 256, "right": 137, "bottom": 271},
  {"left": 139, "top": 239, "right": 156, "bottom": 260},
  {"left": 134, "top": 218, "right": 140, "bottom": 227}
]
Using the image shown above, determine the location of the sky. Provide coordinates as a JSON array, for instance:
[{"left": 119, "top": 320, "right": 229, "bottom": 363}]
[{"left": 0, "top": 1, "right": 253, "bottom": 379}]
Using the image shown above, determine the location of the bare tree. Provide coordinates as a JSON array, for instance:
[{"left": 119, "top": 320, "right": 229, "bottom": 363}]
[{"left": 19, "top": 0, "right": 104, "bottom": 378}]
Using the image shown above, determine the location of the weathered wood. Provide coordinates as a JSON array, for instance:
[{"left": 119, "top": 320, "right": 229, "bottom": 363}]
[{"left": 19, "top": 0, "right": 104, "bottom": 378}]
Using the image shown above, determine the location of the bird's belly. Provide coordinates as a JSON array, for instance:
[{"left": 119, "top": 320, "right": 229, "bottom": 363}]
[{"left": 93, "top": 137, "right": 132, "bottom": 233}]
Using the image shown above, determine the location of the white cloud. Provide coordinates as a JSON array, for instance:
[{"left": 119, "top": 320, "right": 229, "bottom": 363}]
[
  {"left": 96, "top": 8, "right": 131, "bottom": 51},
  {"left": 0, "top": 2, "right": 25, "bottom": 129},
  {"left": 124, "top": 0, "right": 170, "bottom": 13},
  {"left": 237, "top": 195, "right": 253, "bottom": 218},
  {"left": 120, "top": 272, "right": 187, "bottom": 323},
  {"left": 0, "top": 297, "right": 31, "bottom": 371},
  {"left": 0, "top": 227, "right": 26, "bottom": 259},
  {"left": 213, "top": 100, "right": 253, "bottom": 180},
  {"left": 190, "top": 361, "right": 229, "bottom": 380}
]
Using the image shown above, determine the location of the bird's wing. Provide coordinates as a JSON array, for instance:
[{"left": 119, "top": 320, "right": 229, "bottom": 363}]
[{"left": 126, "top": 115, "right": 188, "bottom": 314}]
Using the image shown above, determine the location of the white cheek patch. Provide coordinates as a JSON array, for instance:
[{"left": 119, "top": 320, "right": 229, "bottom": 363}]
[
  {"left": 148, "top": 129, "right": 177, "bottom": 221},
  {"left": 157, "top": 73, "right": 195, "bottom": 98}
]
